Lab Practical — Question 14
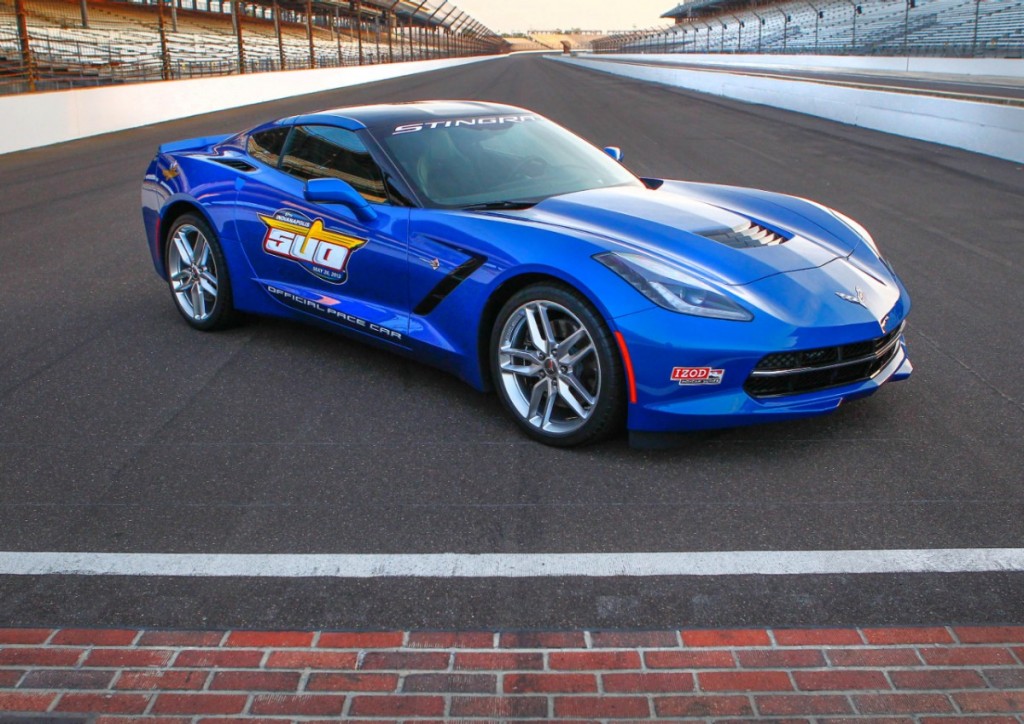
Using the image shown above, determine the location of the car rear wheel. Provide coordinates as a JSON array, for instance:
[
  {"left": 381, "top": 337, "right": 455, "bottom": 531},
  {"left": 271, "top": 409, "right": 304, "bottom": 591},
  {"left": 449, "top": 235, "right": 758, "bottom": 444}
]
[
  {"left": 491, "top": 283, "right": 625, "bottom": 447},
  {"left": 165, "top": 213, "right": 236, "bottom": 331}
]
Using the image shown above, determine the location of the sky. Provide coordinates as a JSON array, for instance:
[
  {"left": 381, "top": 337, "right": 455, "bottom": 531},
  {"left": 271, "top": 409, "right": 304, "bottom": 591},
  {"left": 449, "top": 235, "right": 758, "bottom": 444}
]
[{"left": 447, "top": 0, "right": 676, "bottom": 34}]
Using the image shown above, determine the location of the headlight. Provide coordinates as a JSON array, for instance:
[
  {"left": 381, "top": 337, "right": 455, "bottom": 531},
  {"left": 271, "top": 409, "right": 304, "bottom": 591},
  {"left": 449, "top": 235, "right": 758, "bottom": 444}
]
[{"left": 596, "top": 252, "right": 753, "bottom": 321}]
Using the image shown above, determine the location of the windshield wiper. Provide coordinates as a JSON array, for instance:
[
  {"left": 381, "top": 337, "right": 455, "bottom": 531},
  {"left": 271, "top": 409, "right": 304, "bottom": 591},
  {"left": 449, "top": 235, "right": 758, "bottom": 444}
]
[{"left": 460, "top": 200, "right": 536, "bottom": 211}]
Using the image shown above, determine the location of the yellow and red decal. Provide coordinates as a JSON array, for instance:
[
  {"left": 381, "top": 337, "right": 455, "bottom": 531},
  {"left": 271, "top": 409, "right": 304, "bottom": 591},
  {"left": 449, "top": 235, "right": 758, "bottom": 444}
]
[{"left": 259, "top": 210, "right": 366, "bottom": 285}]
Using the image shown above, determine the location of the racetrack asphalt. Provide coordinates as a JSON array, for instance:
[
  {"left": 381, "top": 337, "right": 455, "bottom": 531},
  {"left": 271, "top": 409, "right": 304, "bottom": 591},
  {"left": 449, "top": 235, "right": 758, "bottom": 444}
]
[{"left": 1, "top": 54, "right": 1022, "bottom": 629}]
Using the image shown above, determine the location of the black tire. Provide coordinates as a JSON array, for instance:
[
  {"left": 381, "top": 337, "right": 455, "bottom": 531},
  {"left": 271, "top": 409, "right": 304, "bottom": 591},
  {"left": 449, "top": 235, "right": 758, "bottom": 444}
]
[
  {"left": 163, "top": 213, "right": 237, "bottom": 331},
  {"left": 490, "top": 282, "right": 625, "bottom": 447}
]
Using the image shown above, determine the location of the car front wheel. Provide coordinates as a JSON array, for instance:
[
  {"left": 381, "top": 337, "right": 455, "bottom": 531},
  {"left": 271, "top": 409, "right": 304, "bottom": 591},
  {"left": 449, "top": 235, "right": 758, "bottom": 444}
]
[{"left": 491, "top": 283, "right": 625, "bottom": 447}]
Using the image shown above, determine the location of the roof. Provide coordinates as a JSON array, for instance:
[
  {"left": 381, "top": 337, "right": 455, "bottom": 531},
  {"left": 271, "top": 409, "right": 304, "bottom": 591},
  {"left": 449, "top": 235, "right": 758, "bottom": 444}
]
[{"left": 661, "top": 0, "right": 737, "bottom": 18}]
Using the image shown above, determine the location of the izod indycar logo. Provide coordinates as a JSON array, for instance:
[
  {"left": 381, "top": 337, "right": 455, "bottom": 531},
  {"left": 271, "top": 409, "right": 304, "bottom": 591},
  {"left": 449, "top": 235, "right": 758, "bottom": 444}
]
[
  {"left": 259, "top": 210, "right": 366, "bottom": 284},
  {"left": 671, "top": 366, "right": 725, "bottom": 385}
]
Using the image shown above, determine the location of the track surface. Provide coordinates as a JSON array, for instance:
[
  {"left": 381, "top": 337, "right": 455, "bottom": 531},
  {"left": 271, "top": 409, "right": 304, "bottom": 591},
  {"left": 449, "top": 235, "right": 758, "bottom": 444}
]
[{"left": 1, "top": 54, "right": 1023, "bottom": 629}]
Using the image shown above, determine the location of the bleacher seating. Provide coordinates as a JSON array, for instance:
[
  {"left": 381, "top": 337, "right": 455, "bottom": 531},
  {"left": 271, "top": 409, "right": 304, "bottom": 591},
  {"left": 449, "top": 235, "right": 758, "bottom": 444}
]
[{"left": 612, "top": 0, "right": 1024, "bottom": 56}]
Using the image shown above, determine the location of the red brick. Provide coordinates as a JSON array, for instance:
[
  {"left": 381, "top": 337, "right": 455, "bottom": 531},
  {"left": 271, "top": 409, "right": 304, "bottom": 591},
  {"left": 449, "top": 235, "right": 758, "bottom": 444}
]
[
  {"left": 137, "top": 631, "right": 224, "bottom": 647},
  {"left": 358, "top": 651, "right": 450, "bottom": 670},
  {"left": 173, "top": 649, "right": 264, "bottom": 668},
  {"left": 349, "top": 695, "right": 445, "bottom": 717},
  {"left": 794, "top": 670, "right": 890, "bottom": 691},
  {"left": 317, "top": 632, "right": 404, "bottom": 648},
  {"left": 0, "top": 647, "right": 84, "bottom": 666},
  {"left": 250, "top": 694, "right": 346, "bottom": 716},
  {"left": 116, "top": 670, "right": 208, "bottom": 691},
  {"left": 52, "top": 629, "right": 138, "bottom": 646},
  {"left": 862, "top": 628, "right": 954, "bottom": 645},
  {"left": 953, "top": 626, "right": 1024, "bottom": 644},
  {"left": 56, "top": 693, "right": 150, "bottom": 714},
  {"left": 406, "top": 632, "right": 494, "bottom": 648},
  {"left": 210, "top": 671, "right": 300, "bottom": 692},
  {"left": 984, "top": 669, "right": 1024, "bottom": 688},
  {"left": 0, "top": 629, "right": 54, "bottom": 644},
  {"left": 224, "top": 630, "right": 314, "bottom": 648},
  {"left": 683, "top": 629, "right": 772, "bottom": 647},
  {"left": 0, "top": 692, "right": 57, "bottom": 712},
  {"left": 774, "top": 629, "right": 865, "bottom": 646},
  {"left": 700, "top": 671, "right": 793, "bottom": 692},
  {"left": 305, "top": 673, "right": 399, "bottom": 692},
  {"left": 20, "top": 669, "right": 115, "bottom": 689},
  {"left": 450, "top": 695, "right": 548, "bottom": 718},
  {"left": 0, "top": 671, "right": 23, "bottom": 687},
  {"left": 555, "top": 695, "right": 650, "bottom": 718},
  {"left": 737, "top": 649, "right": 826, "bottom": 668},
  {"left": 952, "top": 691, "right": 1024, "bottom": 713},
  {"left": 403, "top": 673, "right": 496, "bottom": 693},
  {"left": 603, "top": 672, "right": 695, "bottom": 693},
  {"left": 95, "top": 718, "right": 191, "bottom": 724},
  {"left": 549, "top": 650, "right": 642, "bottom": 670},
  {"left": 499, "top": 631, "right": 586, "bottom": 648},
  {"left": 655, "top": 694, "right": 753, "bottom": 717},
  {"left": 152, "top": 694, "right": 248, "bottom": 715},
  {"left": 826, "top": 648, "right": 922, "bottom": 667},
  {"left": 757, "top": 694, "right": 854, "bottom": 715},
  {"left": 854, "top": 694, "right": 955, "bottom": 714},
  {"left": 454, "top": 651, "right": 544, "bottom": 670},
  {"left": 505, "top": 673, "right": 597, "bottom": 693},
  {"left": 590, "top": 631, "right": 679, "bottom": 648},
  {"left": 193, "top": 719, "right": 278, "bottom": 724},
  {"left": 265, "top": 650, "right": 358, "bottom": 669},
  {"left": 85, "top": 648, "right": 174, "bottom": 668},
  {"left": 646, "top": 649, "right": 735, "bottom": 669},
  {"left": 919, "top": 647, "right": 1017, "bottom": 666},
  {"left": 890, "top": 669, "right": 987, "bottom": 690},
  {"left": 818, "top": 718, "right": 913, "bottom": 724},
  {"left": 921, "top": 718, "right": 1020, "bottom": 724}
]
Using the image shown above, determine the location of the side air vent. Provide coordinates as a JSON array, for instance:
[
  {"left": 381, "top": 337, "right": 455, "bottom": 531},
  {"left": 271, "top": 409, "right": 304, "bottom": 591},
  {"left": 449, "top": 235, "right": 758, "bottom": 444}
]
[
  {"left": 703, "top": 221, "right": 789, "bottom": 249},
  {"left": 210, "top": 157, "right": 257, "bottom": 172}
]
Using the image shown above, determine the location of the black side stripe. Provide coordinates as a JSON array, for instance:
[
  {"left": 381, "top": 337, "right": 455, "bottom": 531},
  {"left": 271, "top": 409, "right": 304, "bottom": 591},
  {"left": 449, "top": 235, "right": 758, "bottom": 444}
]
[{"left": 413, "top": 254, "right": 487, "bottom": 316}]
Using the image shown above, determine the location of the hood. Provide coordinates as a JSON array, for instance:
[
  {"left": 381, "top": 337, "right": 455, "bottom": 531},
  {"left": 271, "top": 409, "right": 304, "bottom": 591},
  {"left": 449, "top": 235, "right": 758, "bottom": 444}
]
[{"left": 511, "top": 185, "right": 857, "bottom": 287}]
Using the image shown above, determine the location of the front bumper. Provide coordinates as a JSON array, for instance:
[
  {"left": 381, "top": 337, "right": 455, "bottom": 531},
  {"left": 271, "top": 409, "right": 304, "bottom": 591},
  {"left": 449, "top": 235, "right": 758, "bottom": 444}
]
[{"left": 614, "top": 303, "right": 912, "bottom": 434}]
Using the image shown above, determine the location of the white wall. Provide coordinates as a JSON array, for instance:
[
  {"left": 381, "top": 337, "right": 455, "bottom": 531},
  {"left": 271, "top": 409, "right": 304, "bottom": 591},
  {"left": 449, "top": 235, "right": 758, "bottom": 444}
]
[
  {"left": 556, "top": 55, "right": 1024, "bottom": 164},
  {"left": 0, "top": 55, "right": 497, "bottom": 156},
  {"left": 581, "top": 53, "right": 1024, "bottom": 78}
]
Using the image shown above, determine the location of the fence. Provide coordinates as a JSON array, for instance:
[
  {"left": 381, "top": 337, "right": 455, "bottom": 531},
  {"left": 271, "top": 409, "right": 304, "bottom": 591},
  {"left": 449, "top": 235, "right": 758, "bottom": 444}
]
[{"left": 0, "top": 0, "right": 505, "bottom": 94}]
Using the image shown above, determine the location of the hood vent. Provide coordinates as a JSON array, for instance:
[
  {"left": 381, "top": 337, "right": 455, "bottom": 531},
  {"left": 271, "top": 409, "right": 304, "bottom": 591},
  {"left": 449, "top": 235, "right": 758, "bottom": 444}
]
[{"left": 702, "top": 220, "right": 789, "bottom": 249}]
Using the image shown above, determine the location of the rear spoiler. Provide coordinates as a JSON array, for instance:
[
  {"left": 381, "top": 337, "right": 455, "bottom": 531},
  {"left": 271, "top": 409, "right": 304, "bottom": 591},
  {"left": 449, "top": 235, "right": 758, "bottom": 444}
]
[{"left": 158, "top": 134, "right": 233, "bottom": 154}]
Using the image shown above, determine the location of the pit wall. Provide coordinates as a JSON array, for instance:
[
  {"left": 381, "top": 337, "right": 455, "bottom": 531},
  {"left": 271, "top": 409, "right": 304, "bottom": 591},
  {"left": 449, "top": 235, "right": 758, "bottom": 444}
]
[
  {"left": 0, "top": 55, "right": 498, "bottom": 156},
  {"left": 555, "top": 54, "right": 1024, "bottom": 164}
]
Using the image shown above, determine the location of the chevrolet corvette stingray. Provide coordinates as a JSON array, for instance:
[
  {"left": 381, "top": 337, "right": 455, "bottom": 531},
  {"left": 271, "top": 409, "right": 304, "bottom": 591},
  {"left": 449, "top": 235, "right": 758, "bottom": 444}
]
[{"left": 141, "top": 100, "right": 911, "bottom": 446}]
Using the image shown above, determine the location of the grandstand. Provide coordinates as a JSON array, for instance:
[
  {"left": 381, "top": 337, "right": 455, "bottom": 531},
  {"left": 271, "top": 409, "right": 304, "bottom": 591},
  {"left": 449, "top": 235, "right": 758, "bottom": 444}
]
[
  {"left": 591, "top": 0, "right": 1024, "bottom": 56},
  {"left": 0, "top": 0, "right": 506, "bottom": 93}
]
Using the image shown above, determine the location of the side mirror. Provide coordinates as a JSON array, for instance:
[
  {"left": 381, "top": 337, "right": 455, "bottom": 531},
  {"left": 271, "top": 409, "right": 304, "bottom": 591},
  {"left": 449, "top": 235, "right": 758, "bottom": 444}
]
[
  {"left": 304, "top": 178, "right": 378, "bottom": 223},
  {"left": 603, "top": 146, "right": 624, "bottom": 163}
]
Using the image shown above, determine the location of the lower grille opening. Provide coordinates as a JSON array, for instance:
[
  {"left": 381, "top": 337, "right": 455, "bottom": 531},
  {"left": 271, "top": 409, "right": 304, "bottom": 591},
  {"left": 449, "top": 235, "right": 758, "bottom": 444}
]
[{"left": 744, "top": 322, "right": 905, "bottom": 398}]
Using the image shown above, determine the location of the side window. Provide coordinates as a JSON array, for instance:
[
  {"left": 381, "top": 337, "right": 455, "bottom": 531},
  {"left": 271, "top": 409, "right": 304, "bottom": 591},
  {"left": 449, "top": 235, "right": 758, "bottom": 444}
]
[
  {"left": 247, "top": 127, "right": 289, "bottom": 167},
  {"left": 280, "top": 125, "right": 388, "bottom": 204}
]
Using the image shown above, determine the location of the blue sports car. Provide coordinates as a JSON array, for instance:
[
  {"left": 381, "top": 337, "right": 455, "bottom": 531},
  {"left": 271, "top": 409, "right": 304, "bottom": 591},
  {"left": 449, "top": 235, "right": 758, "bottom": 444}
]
[{"left": 142, "top": 100, "right": 911, "bottom": 447}]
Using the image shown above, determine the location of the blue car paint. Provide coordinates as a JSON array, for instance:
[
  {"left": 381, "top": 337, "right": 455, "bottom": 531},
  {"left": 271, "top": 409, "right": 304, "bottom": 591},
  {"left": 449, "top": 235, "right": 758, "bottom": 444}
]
[{"left": 141, "top": 102, "right": 911, "bottom": 435}]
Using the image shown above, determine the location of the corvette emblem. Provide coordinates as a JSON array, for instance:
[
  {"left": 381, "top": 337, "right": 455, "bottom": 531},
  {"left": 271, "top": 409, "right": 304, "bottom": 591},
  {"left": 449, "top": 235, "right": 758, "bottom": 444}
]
[
  {"left": 836, "top": 287, "right": 867, "bottom": 308},
  {"left": 161, "top": 163, "right": 180, "bottom": 180}
]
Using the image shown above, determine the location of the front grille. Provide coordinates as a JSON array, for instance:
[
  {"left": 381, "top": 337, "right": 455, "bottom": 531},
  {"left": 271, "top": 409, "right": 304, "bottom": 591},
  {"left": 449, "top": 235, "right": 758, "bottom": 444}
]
[{"left": 744, "top": 322, "right": 905, "bottom": 398}]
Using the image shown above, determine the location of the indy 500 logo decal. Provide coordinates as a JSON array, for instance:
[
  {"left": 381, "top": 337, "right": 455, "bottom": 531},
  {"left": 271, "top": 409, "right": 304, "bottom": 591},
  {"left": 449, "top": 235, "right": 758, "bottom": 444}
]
[{"left": 259, "top": 210, "right": 366, "bottom": 284}]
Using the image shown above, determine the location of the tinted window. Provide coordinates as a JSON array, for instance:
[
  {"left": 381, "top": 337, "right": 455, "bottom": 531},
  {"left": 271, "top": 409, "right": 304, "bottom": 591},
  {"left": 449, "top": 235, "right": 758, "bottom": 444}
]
[
  {"left": 247, "top": 127, "right": 289, "bottom": 167},
  {"left": 377, "top": 114, "right": 640, "bottom": 207},
  {"left": 280, "top": 125, "right": 387, "bottom": 203}
]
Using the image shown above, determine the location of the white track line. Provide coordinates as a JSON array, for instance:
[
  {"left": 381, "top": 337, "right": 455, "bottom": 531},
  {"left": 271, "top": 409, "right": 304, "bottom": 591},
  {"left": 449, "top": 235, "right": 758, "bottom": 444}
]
[{"left": 1, "top": 550, "right": 1024, "bottom": 577}]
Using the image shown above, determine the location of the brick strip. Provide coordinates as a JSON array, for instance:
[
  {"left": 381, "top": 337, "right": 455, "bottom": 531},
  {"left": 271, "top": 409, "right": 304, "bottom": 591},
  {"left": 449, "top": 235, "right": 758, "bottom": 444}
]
[{"left": 0, "top": 626, "right": 1021, "bottom": 719}]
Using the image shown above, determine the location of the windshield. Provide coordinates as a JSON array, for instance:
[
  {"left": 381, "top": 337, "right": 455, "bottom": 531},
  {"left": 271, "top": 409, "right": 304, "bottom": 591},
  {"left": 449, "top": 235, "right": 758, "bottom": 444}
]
[{"left": 375, "top": 113, "right": 642, "bottom": 208}]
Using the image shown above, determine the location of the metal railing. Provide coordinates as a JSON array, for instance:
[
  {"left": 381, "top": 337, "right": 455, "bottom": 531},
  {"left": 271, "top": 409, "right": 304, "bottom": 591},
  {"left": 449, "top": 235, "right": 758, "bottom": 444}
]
[{"left": 0, "top": 0, "right": 507, "bottom": 94}]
